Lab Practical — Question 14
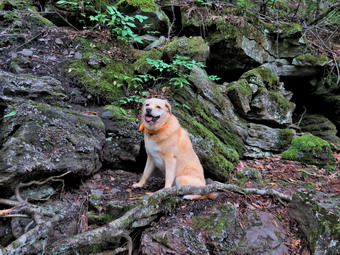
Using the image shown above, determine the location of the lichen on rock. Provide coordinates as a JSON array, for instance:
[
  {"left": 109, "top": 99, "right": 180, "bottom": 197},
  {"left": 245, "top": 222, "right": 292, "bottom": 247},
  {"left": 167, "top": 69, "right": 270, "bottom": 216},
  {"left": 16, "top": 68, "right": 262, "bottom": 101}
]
[{"left": 289, "top": 189, "right": 340, "bottom": 254}]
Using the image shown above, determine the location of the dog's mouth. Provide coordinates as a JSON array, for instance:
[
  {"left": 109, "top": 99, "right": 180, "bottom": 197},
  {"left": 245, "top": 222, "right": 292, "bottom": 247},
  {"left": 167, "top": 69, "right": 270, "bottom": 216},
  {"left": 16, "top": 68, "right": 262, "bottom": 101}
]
[{"left": 145, "top": 114, "right": 160, "bottom": 123}]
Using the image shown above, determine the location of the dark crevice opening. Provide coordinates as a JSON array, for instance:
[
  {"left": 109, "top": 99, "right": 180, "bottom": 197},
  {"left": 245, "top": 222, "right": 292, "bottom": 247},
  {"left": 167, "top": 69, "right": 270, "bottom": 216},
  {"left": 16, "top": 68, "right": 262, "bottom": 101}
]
[
  {"left": 283, "top": 76, "right": 339, "bottom": 130},
  {"left": 162, "top": 6, "right": 182, "bottom": 37}
]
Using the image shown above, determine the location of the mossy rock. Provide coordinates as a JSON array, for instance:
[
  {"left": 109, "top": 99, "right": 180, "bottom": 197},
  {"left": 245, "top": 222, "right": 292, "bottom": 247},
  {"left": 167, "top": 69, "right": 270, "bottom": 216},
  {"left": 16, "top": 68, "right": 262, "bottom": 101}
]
[
  {"left": 277, "top": 128, "right": 295, "bottom": 149},
  {"left": 299, "top": 114, "right": 340, "bottom": 150},
  {"left": 118, "top": 0, "right": 170, "bottom": 34},
  {"left": 62, "top": 38, "right": 134, "bottom": 104},
  {"left": 293, "top": 53, "right": 329, "bottom": 67},
  {"left": 64, "top": 59, "right": 126, "bottom": 103},
  {"left": 240, "top": 66, "right": 280, "bottom": 90},
  {"left": 247, "top": 87, "right": 295, "bottom": 125},
  {"left": 172, "top": 86, "right": 242, "bottom": 181},
  {"left": 163, "top": 36, "right": 210, "bottom": 62},
  {"left": 225, "top": 79, "right": 252, "bottom": 115},
  {"left": 133, "top": 48, "right": 163, "bottom": 74},
  {"left": 125, "top": 0, "right": 159, "bottom": 12},
  {"left": 282, "top": 134, "right": 336, "bottom": 169}
]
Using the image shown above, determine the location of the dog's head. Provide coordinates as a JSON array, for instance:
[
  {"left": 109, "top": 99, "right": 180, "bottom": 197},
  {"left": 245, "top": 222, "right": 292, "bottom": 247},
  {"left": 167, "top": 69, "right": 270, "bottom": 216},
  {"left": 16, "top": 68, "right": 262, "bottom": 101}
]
[{"left": 142, "top": 98, "right": 172, "bottom": 127}]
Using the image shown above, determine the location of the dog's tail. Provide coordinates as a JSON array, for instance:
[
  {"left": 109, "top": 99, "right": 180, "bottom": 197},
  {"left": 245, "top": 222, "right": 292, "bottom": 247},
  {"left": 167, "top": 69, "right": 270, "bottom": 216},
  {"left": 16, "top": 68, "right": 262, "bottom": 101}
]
[{"left": 183, "top": 192, "right": 218, "bottom": 200}]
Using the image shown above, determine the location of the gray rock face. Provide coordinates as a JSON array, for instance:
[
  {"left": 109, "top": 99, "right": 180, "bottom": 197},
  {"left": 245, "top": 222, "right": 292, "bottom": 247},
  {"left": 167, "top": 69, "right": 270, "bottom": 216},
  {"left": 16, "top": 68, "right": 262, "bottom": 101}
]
[
  {"left": 100, "top": 108, "right": 143, "bottom": 170},
  {"left": 262, "top": 61, "right": 323, "bottom": 77},
  {"left": 244, "top": 124, "right": 295, "bottom": 158},
  {"left": 289, "top": 189, "right": 340, "bottom": 255},
  {"left": 247, "top": 88, "right": 295, "bottom": 125},
  {"left": 0, "top": 101, "right": 105, "bottom": 188},
  {"left": 141, "top": 204, "right": 291, "bottom": 255},
  {"left": 0, "top": 70, "right": 68, "bottom": 105}
]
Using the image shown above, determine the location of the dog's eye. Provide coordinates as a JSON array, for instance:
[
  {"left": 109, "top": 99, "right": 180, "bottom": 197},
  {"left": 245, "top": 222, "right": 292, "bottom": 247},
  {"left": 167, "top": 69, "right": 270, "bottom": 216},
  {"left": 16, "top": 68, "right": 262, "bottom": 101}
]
[
  {"left": 156, "top": 106, "right": 161, "bottom": 109},
  {"left": 145, "top": 104, "right": 149, "bottom": 106}
]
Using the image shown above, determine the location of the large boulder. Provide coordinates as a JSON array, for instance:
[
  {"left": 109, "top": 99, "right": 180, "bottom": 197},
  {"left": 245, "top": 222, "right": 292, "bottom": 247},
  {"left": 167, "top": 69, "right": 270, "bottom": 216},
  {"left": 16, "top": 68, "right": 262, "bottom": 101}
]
[
  {"left": 172, "top": 66, "right": 245, "bottom": 180},
  {"left": 0, "top": 101, "right": 105, "bottom": 189},
  {"left": 289, "top": 189, "right": 340, "bottom": 255}
]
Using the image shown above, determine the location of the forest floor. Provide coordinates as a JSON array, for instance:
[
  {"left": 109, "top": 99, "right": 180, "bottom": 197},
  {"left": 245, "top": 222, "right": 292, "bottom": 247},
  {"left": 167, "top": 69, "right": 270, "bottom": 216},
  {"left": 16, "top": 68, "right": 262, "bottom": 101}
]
[{"left": 69, "top": 154, "right": 339, "bottom": 254}]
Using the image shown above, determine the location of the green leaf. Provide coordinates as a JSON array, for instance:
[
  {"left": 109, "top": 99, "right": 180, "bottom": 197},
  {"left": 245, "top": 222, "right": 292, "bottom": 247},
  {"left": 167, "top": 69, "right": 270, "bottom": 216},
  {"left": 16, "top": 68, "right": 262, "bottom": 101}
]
[
  {"left": 126, "top": 22, "right": 136, "bottom": 28},
  {"left": 4, "top": 110, "right": 17, "bottom": 118},
  {"left": 135, "top": 15, "right": 148, "bottom": 22}
]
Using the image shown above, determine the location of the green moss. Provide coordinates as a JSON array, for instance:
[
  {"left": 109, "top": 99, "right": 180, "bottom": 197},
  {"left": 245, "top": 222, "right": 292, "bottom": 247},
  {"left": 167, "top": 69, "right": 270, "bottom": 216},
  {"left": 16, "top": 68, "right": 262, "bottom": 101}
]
[
  {"left": 125, "top": 0, "right": 159, "bottom": 12},
  {"left": 64, "top": 58, "right": 129, "bottom": 103},
  {"left": 170, "top": 87, "right": 242, "bottom": 180},
  {"left": 277, "top": 23, "right": 302, "bottom": 37},
  {"left": 226, "top": 79, "right": 252, "bottom": 97},
  {"left": 87, "top": 213, "right": 115, "bottom": 224},
  {"left": 63, "top": 38, "right": 137, "bottom": 104},
  {"left": 133, "top": 48, "right": 163, "bottom": 74},
  {"left": 270, "top": 91, "right": 292, "bottom": 111},
  {"left": 282, "top": 134, "right": 336, "bottom": 167},
  {"left": 277, "top": 128, "right": 294, "bottom": 149},
  {"left": 241, "top": 66, "right": 279, "bottom": 90},
  {"left": 293, "top": 53, "right": 329, "bottom": 67},
  {"left": 193, "top": 205, "right": 235, "bottom": 233},
  {"left": 104, "top": 105, "right": 136, "bottom": 121},
  {"left": 255, "top": 87, "right": 293, "bottom": 114},
  {"left": 174, "top": 88, "right": 243, "bottom": 157},
  {"left": 164, "top": 36, "right": 208, "bottom": 60}
]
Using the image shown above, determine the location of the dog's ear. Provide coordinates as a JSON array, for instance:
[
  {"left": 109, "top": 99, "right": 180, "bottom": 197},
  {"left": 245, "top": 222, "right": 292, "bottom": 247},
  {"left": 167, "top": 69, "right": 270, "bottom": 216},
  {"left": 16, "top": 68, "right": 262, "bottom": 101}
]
[{"left": 165, "top": 101, "right": 172, "bottom": 115}]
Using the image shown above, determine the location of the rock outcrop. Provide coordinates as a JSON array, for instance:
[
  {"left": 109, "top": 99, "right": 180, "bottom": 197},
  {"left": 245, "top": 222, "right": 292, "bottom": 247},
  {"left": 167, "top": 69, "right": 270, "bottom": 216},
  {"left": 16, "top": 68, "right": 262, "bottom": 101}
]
[{"left": 289, "top": 189, "right": 340, "bottom": 255}]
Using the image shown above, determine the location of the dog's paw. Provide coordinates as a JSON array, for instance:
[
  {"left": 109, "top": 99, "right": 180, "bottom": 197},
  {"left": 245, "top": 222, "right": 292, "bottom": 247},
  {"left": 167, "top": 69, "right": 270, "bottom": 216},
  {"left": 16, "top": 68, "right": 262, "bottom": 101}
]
[
  {"left": 132, "top": 183, "right": 143, "bottom": 188},
  {"left": 182, "top": 195, "right": 194, "bottom": 200}
]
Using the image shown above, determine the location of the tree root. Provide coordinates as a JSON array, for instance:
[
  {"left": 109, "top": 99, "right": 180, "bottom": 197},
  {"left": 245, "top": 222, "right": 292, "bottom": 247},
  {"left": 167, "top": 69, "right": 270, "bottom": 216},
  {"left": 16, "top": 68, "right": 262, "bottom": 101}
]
[
  {"left": 1, "top": 181, "right": 291, "bottom": 254},
  {"left": 40, "top": 183, "right": 292, "bottom": 255},
  {"left": 0, "top": 172, "right": 71, "bottom": 254}
]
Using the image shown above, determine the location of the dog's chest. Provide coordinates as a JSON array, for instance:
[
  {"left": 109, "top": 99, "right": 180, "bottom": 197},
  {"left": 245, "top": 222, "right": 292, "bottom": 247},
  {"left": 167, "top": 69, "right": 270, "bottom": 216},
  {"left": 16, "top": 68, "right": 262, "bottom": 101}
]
[{"left": 145, "top": 140, "right": 165, "bottom": 171}]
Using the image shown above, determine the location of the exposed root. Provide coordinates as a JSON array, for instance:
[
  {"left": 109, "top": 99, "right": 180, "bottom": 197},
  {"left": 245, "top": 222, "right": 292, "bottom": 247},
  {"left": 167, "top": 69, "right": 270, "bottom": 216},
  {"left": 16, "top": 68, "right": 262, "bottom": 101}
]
[
  {"left": 41, "top": 183, "right": 291, "bottom": 254},
  {"left": 1, "top": 180, "right": 292, "bottom": 254},
  {"left": 0, "top": 172, "right": 71, "bottom": 254}
]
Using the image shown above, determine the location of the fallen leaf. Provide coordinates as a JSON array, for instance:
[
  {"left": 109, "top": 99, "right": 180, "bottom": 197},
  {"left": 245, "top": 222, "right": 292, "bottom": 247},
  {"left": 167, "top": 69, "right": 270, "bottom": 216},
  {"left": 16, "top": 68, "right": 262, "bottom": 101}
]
[
  {"left": 82, "top": 111, "right": 97, "bottom": 115},
  {"left": 145, "top": 192, "right": 153, "bottom": 195},
  {"left": 268, "top": 182, "right": 278, "bottom": 186},
  {"left": 257, "top": 164, "right": 264, "bottom": 169},
  {"left": 0, "top": 208, "right": 14, "bottom": 216}
]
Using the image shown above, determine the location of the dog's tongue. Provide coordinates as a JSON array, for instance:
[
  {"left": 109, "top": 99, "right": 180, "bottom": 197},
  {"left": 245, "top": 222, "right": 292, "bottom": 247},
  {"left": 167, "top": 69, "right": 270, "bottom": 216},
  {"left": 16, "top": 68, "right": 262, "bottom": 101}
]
[{"left": 145, "top": 116, "right": 153, "bottom": 122}]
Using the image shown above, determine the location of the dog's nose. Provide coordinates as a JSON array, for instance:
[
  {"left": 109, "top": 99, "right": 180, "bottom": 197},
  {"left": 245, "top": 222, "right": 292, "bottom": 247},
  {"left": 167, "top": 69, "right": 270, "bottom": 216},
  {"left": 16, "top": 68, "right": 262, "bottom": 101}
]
[{"left": 146, "top": 107, "right": 152, "bottom": 113}]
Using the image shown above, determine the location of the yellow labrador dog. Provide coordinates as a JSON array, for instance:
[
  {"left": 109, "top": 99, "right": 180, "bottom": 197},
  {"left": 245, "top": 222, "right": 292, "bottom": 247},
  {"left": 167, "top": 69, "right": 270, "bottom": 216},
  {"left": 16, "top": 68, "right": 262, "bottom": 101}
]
[{"left": 133, "top": 98, "right": 216, "bottom": 200}]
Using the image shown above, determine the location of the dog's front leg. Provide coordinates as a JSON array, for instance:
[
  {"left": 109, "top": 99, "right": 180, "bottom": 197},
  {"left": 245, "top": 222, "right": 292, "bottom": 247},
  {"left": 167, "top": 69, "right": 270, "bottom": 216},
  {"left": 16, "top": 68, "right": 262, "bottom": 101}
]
[
  {"left": 164, "top": 155, "right": 176, "bottom": 188},
  {"left": 132, "top": 155, "right": 155, "bottom": 188}
]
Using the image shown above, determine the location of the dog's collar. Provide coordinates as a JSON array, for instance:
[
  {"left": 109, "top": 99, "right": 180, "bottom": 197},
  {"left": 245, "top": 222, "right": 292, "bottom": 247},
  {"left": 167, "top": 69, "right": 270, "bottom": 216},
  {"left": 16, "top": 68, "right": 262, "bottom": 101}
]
[{"left": 138, "top": 120, "right": 171, "bottom": 135}]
